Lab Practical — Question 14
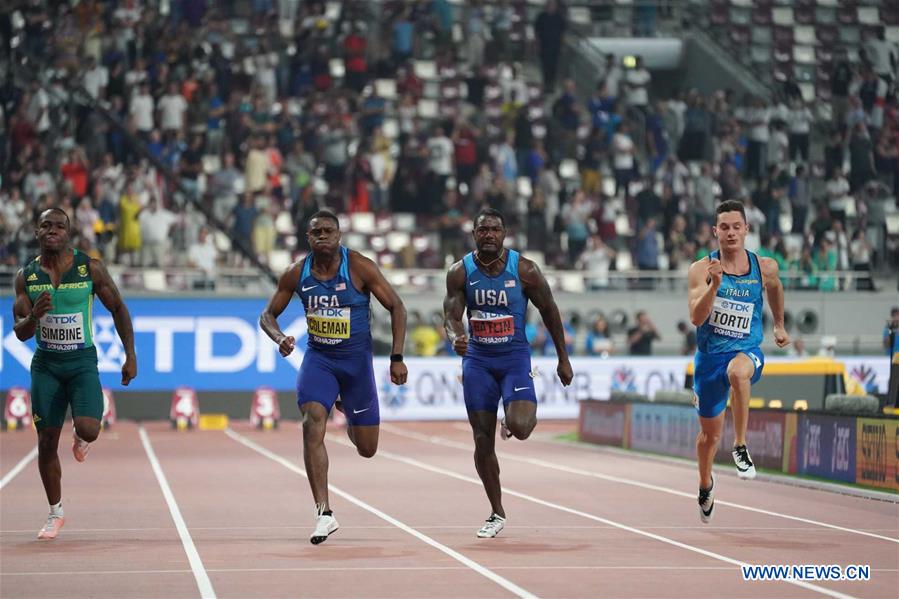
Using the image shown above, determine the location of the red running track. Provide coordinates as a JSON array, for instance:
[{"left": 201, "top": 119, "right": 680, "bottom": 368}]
[{"left": 1, "top": 420, "right": 897, "bottom": 598}]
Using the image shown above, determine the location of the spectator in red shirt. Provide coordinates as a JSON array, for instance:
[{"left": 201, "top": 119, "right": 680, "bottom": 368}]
[
  {"left": 343, "top": 23, "right": 368, "bottom": 94},
  {"left": 60, "top": 147, "right": 89, "bottom": 198},
  {"left": 453, "top": 122, "right": 479, "bottom": 189}
]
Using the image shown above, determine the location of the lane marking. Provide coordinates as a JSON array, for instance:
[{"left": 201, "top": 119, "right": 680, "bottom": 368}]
[
  {"left": 138, "top": 427, "right": 216, "bottom": 599},
  {"left": 8, "top": 566, "right": 896, "bottom": 577},
  {"left": 383, "top": 424, "right": 899, "bottom": 545},
  {"left": 353, "top": 436, "right": 857, "bottom": 599},
  {"left": 7, "top": 524, "right": 893, "bottom": 534},
  {"left": 0, "top": 447, "right": 37, "bottom": 490},
  {"left": 224, "top": 428, "right": 536, "bottom": 599}
]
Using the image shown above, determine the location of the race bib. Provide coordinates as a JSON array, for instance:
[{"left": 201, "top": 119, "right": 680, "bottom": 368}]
[
  {"left": 307, "top": 307, "right": 351, "bottom": 340},
  {"left": 470, "top": 310, "right": 514, "bottom": 343},
  {"left": 39, "top": 312, "right": 85, "bottom": 350},
  {"left": 709, "top": 297, "right": 753, "bottom": 337}
]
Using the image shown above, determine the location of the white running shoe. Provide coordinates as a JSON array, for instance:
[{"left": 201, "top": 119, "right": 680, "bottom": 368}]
[
  {"left": 476, "top": 514, "right": 506, "bottom": 538},
  {"left": 310, "top": 513, "right": 339, "bottom": 545},
  {"left": 72, "top": 432, "right": 90, "bottom": 462},
  {"left": 732, "top": 445, "right": 757, "bottom": 479},
  {"left": 698, "top": 478, "right": 715, "bottom": 524},
  {"left": 37, "top": 515, "right": 65, "bottom": 540},
  {"left": 499, "top": 418, "right": 511, "bottom": 441}
]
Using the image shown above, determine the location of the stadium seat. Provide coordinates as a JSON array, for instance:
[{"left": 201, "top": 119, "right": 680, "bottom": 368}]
[
  {"left": 413, "top": 60, "right": 437, "bottom": 80},
  {"left": 417, "top": 99, "right": 439, "bottom": 119},
  {"left": 386, "top": 231, "right": 410, "bottom": 253},
  {"left": 794, "top": 25, "right": 816, "bottom": 45},
  {"left": 793, "top": 45, "right": 816, "bottom": 65},
  {"left": 328, "top": 58, "right": 345, "bottom": 79},
  {"left": 730, "top": 6, "right": 751, "bottom": 26},
  {"left": 752, "top": 26, "right": 773, "bottom": 44},
  {"left": 838, "top": 26, "right": 860, "bottom": 44},
  {"left": 857, "top": 6, "right": 879, "bottom": 25},
  {"left": 815, "top": 6, "right": 837, "bottom": 24},
  {"left": 374, "top": 78, "right": 397, "bottom": 100},
  {"left": 887, "top": 26, "right": 899, "bottom": 43},
  {"left": 772, "top": 7, "right": 794, "bottom": 25},
  {"left": 143, "top": 270, "right": 167, "bottom": 291},
  {"left": 569, "top": 6, "right": 591, "bottom": 25},
  {"left": 815, "top": 46, "right": 834, "bottom": 64},
  {"left": 392, "top": 213, "right": 416, "bottom": 232}
]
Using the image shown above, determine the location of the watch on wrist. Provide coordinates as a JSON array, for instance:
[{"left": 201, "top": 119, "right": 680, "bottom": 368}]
[{"left": 389, "top": 353, "right": 404, "bottom": 363}]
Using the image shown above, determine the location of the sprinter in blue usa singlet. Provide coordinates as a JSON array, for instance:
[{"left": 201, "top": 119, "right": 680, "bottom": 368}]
[
  {"left": 444, "top": 208, "right": 573, "bottom": 538},
  {"left": 687, "top": 200, "right": 791, "bottom": 524},
  {"left": 260, "top": 210, "right": 407, "bottom": 545}
]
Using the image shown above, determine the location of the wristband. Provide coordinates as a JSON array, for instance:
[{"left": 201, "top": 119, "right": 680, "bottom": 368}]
[{"left": 389, "top": 353, "right": 404, "bottom": 363}]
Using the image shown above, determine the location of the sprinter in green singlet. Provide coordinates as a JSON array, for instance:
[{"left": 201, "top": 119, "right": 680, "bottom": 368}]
[{"left": 12, "top": 208, "right": 137, "bottom": 540}]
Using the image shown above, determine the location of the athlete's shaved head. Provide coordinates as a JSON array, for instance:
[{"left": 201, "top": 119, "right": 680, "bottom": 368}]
[
  {"left": 475, "top": 207, "right": 505, "bottom": 229},
  {"left": 38, "top": 207, "right": 71, "bottom": 229},
  {"left": 306, "top": 209, "right": 339, "bottom": 231}
]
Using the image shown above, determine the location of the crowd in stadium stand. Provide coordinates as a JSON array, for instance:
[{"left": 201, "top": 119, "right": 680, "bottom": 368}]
[{"left": 0, "top": 0, "right": 897, "bottom": 299}]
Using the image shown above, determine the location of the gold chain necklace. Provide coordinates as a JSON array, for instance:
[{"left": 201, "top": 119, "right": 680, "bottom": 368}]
[{"left": 476, "top": 248, "right": 506, "bottom": 268}]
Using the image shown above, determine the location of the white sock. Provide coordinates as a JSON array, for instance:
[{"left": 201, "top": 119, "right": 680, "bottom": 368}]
[{"left": 49, "top": 502, "right": 63, "bottom": 518}]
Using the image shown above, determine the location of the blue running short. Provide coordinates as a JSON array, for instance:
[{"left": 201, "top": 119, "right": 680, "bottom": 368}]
[
  {"left": 693, "top": 347, "right": 765, "bottom": 418},
  {"left": 297, "top": 349, "right": 379, "bottom": 426},
  {"left": 462, "top": 351, "right": 538, "bottom": 413}
]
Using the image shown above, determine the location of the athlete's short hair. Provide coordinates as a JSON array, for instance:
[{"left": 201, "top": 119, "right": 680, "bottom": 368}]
[
  {"left": 38, "top": 207, "right": 70, "bottom": 228},
  {"left": 716, "top": 200, "right": 746, "bottom": 223},
  {"left": 475, "top": 207, "right": 505, "bottom": 229},
  {"left": 306, "top": 209, "right": 339, "bottom": 230}
]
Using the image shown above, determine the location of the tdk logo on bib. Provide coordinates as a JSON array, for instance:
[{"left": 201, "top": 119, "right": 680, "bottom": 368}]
[{"left": 719, "top": 300, "right": 752, "bottom": 313}]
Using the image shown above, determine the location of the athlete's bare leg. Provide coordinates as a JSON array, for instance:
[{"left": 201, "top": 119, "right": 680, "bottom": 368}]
[
  {"left": 300, "top": 402, "right": 330, "bottom": 510},
  {"left": 346, "top": 424, "right": 378, "bottom": 458},
  {"left": 73, "top": 416, "right": 100, "bottom": 443},
  {"left": 504, "top": 400, "right": 537, "bottom": 440},
  {"left": 37, "top": 427, "right": 62, "bottom": 504},
  {"left": 468, "top": 410, "right": 504, "bottom": 518},
  {"left": 697, "top": 412, "right": 725, "bottom": 489},
  {"left": 727, "top": 353, "right": 755, "bottom": 447}
]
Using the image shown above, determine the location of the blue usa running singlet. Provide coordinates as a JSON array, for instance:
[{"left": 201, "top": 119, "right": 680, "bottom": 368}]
[
  {"left": 697, "top": 250, "right": 764, "bottom": 354},
  {"left": 296, "top": 246, "right": 371, "bottom": 353},
  {"left": 463, "top": 250, "right": 529, "bottom": 355}
]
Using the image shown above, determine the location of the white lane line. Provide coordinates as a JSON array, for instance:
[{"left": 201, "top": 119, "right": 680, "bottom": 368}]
[
  {"left": 16, "top": 565, "right": 896, "bottom": 577},
  {"left": 355, "top": 437, "right": 856, "bottom": 599},
  {"left": 383, "top": 424, "right": 899, "bottom": 545},
  {"left": 224, "top": 428, "right": 537, "bottom": 599},
  {"left": 138, "top": 427, "right": 216, "bottom": 599},
  {"left": 0, "top": 447, "right": 38, "bottom": 490},
  {"left": 7, "top": 524, "right": 891, "bottom": 534}
]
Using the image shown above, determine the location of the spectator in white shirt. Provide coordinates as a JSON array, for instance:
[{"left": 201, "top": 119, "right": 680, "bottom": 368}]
[
  {"left": 825, "top": 168, "right": 852, "bottom": 224},
  {"left": 742, "top": 96, "right": 770, "bottom": 181},
  {"left": 157, "top": 82, "right": 188, "bottom": 135},
  {"left": 82, "top": 56, "right": 108, "bottom": 101},
  {"left": 139, "top": 198, "right": 177, "bottom": 267},
  {"left": 600, "top": 53, "right": 622, "bottom": 99},
  {"left": 612, "top": 122, "right": 636, "bottom": 199},
  {"left": 787, "top": 98, "right": 814, "bottom": 163},
  {"left": 130, "top": 82, "right": 155, "bottom": 138},
  {"left": 863, "top": 27, "right": 896, "bottom": 83},
  {"left": 188, "top": 226, "right": 219, "bottom": 289},
  {"left": 625, "top": 56, "right": 651, "bottom": 113}
]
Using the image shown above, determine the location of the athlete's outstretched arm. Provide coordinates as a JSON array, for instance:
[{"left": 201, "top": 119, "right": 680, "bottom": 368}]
[
  {"left": 12, "top": 269, "right": 47, "bottom": 341},
  {"left": 520, "top": 258, "right": 573, "bottom": 386},
  {"left": 353, "top": 252, "right": 407, "bottom": 385},
  {"left": 443, "top": 262, "right": 468, "bottom": 357},
  {"left": 760, "top": 257, "right": 791, "bottom": 347},
  {"left": 91, "top": 258, "right": 137, "bottom": 385},
  {"left": 260, "top": 264, "right": 302, "bottom": 357},
  {"left": 688, "top": 258, "right": 721, "bottom": 327}
]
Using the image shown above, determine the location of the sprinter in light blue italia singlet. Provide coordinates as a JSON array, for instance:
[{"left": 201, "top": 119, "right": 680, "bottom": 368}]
[{"left": 688, "top": 200, "right": 791, "bottom": 525}]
